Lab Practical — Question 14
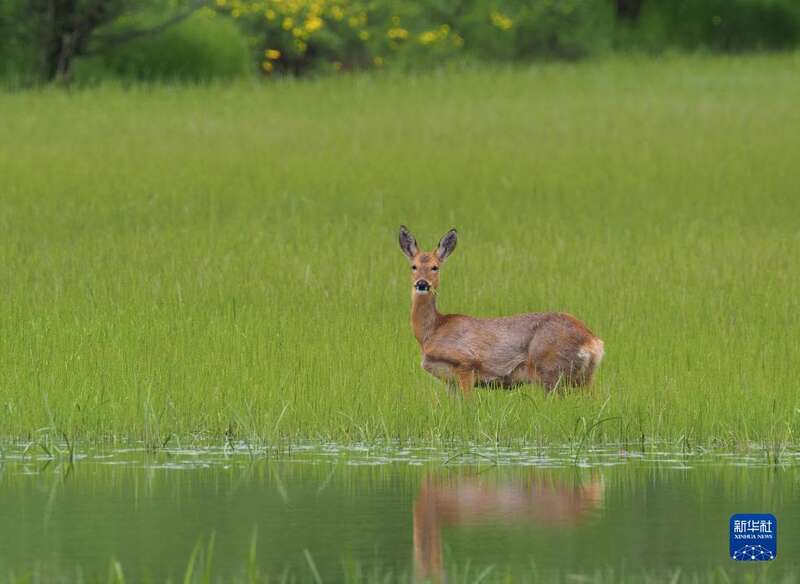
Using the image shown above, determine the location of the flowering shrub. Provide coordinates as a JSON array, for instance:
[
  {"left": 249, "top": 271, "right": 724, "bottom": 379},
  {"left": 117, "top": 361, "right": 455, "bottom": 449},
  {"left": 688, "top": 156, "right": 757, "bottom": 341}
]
[{"left": 213, "top": 0, "right": 614, "bottom": 75}]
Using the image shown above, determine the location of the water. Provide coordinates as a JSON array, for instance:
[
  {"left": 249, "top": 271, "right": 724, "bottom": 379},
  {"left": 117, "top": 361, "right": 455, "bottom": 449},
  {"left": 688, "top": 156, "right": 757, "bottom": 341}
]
[{"left": 1, "top": 445, "right": 798, "bottom": 582}]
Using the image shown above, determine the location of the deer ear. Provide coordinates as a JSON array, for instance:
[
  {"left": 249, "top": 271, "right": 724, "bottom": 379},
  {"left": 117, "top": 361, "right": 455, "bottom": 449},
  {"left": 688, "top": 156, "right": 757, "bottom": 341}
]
[
  {"left": 399, "top": 225, "right": 418, "bottom": 260},
  {"left": 436, "top": 228, "right": 457, "bottom": 262}
]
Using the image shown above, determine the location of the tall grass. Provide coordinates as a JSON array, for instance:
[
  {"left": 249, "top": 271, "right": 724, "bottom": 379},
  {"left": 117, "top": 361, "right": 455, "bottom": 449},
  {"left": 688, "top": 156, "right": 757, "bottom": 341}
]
[{"left": 0, "top": 55, "right": 799, "bottom": 448}]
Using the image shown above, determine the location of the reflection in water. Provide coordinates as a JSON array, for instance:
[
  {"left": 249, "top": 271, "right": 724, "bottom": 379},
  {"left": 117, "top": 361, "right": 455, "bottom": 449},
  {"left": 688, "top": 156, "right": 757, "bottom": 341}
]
[
  {"left": 413, "top": 472, "right": 604, "bottom": 581},
  {"left": 2, "top": 449, "right": 798, "bottom": 581}
]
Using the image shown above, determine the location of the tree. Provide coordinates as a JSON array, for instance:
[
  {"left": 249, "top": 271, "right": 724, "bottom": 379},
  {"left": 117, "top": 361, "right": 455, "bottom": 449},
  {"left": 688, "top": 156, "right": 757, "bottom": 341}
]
[
  {"left": 614, "top": 0, "right": 644, "bottom": 22},
  {"left": 21, "top": 0, "right": 208, "bottom": 82}
]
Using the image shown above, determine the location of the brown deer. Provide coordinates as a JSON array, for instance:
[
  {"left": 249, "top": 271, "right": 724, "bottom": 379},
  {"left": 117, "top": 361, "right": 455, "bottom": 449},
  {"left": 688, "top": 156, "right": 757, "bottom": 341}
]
[{"left": 399, "top": 226, "right": 604, "bottom": 396}]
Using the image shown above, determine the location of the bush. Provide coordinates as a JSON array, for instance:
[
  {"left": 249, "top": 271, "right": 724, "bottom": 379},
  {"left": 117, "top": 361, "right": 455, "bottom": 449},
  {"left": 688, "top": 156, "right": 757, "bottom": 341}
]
[
  {"left": 214, "top": 0, "right": 615, "bottom": 76},
  {"left": 0, "top": 1, "right": 38, "bottom": 86},
  {"left": 632, "top": 0, "right": 800, "bottom": 52},
  {"left": 459, "top": 0, "right": 615, "bottom": 61},
  {"left": 73, "top": 8, "right": 252, "bottom": 83},
  {"left": 4, "top": 0, "right": 800, "bottom": 85}
]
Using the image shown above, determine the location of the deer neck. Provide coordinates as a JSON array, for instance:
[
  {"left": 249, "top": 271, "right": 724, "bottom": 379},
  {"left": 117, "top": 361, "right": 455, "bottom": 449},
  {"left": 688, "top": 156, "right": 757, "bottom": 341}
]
[{"left": 411, "top": 292, "right": 441, "bottom": 346}]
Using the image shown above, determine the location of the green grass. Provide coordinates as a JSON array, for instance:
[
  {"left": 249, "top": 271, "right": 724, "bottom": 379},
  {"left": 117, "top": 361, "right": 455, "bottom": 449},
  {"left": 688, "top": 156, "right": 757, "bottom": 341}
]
[
  {"left": 1, "top": 54, "right": 799, "bottom": 449},
  {"left": 5, "top": 541, "right": 795, "bottom": 584},
  {"left": 7, "top": 559, "right": 794, "bottom": 584}
]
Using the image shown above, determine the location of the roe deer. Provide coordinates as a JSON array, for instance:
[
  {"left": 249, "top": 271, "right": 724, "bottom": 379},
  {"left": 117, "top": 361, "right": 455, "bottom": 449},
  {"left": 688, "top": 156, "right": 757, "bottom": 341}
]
[{"left": 398, "top": 226, "right": 604, "bottom": 396}]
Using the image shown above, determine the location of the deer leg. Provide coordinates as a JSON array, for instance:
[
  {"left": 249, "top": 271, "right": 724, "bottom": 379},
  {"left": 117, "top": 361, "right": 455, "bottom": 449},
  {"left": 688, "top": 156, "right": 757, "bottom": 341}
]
[
  {"left": 455, "top": 368, "right": 475, "bottom": 397},
  {"left": 445, "top": 380, "right": 461, "bottom": 398}
]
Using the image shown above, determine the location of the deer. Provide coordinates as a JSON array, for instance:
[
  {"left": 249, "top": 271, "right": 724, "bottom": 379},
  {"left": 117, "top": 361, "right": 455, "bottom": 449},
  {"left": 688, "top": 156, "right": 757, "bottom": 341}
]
[{"left": 398, "top": 226, "right": 604, "bottom": 396}]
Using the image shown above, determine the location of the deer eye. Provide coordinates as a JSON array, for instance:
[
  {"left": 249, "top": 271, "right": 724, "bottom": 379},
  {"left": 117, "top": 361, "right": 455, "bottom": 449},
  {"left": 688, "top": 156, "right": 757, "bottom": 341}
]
[
  {"left": 432, "top": 266, "right": 439, "bottom": 271},
  {"left": 411, "top": 265, "right": 417, "bottom": 271}
]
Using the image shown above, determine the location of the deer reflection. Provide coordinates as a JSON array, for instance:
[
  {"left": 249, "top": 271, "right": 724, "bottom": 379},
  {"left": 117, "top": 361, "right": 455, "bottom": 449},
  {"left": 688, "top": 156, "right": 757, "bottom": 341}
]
[{"left": 413, "top": 471, "right": 604, "bottom": 581}]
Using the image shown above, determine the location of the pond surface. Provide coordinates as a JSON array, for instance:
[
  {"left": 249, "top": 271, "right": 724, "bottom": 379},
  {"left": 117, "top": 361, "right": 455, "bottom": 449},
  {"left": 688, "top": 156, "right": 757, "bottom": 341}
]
[{"left": 1, "top": 444, "right": 798, "bottom": 582}]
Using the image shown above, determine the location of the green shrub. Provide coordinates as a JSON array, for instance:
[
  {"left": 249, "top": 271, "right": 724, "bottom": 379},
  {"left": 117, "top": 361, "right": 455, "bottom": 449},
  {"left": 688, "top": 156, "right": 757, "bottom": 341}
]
[
  {"left": 459, "top": 0, "right": 615, "bottom": 61},
  {"left": 633, "top": 0, "right": 800, "bottom": 52},
  {"left": 73, "top": 8, "right": 252, "bottom": 83},
  {"left": 0, "top": 1, "right": 38, "bottom": 87},
  {"left": 4, "top": 0, "right": 800, "bottom": 84},
  {"left": 215, "top": 0, "right": 615, "bottom": 75}
]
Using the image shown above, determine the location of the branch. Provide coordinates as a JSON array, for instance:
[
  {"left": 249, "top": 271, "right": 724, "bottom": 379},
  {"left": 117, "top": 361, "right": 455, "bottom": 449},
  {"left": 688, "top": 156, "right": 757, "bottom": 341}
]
[{"left": 85, "top": 0, "right": 210, "bottom": 56}]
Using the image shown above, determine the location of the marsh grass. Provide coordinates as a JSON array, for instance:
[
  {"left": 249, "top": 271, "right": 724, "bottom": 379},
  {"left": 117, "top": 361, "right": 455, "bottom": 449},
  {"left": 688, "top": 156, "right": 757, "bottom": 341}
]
[
  {"left": 3, "top": 539, "right": 793, "bottom": 584},
  {"left": 0, "top": 55, "right": 799, "bottom": 448}
]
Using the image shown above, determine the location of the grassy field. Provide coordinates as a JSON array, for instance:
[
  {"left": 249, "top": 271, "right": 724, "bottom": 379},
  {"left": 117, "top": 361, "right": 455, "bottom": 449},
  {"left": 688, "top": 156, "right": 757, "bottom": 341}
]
[{"left": 1, "top": 55, "right": 799, "bottom": 450}]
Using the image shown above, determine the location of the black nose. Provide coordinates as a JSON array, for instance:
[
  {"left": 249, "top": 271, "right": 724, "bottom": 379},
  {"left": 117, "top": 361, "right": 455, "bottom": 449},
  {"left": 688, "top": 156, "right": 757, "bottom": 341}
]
[{"left": 415, "top": 280, "right": 430, "bottom": 291}]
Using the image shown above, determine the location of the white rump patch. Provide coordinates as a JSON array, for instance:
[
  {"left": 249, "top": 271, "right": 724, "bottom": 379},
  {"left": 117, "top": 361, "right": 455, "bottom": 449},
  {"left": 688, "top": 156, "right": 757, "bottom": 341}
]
[{"left": 579, "top": 339, "right": 605, "bottom": 367}]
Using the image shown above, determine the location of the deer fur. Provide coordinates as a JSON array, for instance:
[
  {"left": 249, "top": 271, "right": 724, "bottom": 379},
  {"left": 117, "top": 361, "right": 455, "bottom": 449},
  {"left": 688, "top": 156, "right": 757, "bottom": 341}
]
[{"left": 399, "top": 226, "right": 604, "bottom": 396}]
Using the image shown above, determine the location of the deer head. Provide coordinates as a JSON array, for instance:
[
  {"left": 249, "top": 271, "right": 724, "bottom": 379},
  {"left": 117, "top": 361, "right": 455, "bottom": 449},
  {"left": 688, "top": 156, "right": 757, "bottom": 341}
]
[{"left": 398, "top": 226, "right": 457, "bottom": 295}]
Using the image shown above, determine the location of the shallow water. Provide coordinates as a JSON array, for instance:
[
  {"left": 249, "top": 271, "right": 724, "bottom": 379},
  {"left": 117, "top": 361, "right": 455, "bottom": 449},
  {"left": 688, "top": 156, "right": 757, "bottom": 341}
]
[{"left": 1, "top": 444, "right": 798, "bottom": 582}]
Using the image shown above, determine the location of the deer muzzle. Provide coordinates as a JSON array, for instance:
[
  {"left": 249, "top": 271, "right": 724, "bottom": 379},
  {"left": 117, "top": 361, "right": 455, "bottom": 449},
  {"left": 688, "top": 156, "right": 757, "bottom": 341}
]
[{"left": 414, "top": 280, "right": 431, "bottom": 293}]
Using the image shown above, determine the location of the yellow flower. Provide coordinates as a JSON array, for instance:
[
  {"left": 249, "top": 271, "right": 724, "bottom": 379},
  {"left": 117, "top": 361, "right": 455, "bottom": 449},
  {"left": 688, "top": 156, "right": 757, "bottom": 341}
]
[
  {"left": 418, "top": 24, "right": 450, "bottom": 45},
  {"left": 264, "top": 48, "right": 281, "bottom": 59},
  {"left": 261, "top": 61, "right": 274, "bottom": 72},
  {"left": 490, "top": 11, "right": 513, "bottom": 31},
  {"left": 232, "top": 8, "right": 241, "bottom": 18},
  {"left": 358, "top": 30, "right": 369, "bottom": 41},
  {"left": 330, "top": 5, "right": 344, "bottom": 20},
  {"left": 419, "top": 31, "right": 437, "bottom": 45},
  {"left": 265, "top": 9, "right": 276, "bottom": 20},
  {"left": 387, "top": 27, "right": 409, "bottom": 40},
  {"left": 305, "top": 15, "right": 323, "bottom": 33},
  {"left": 282, "top": 17, "right": 294, "bottom": 30},
  {"left": 347, "top": 13, "right": 366, "bottom": 28}
]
